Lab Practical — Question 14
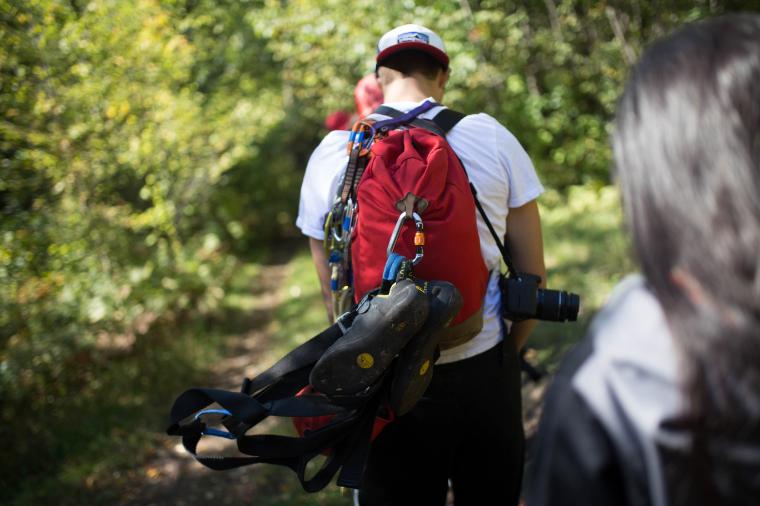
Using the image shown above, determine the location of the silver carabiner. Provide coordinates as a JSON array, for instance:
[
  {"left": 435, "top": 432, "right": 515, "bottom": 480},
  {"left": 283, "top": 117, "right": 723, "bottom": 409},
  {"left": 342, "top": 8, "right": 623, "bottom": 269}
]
[
  {"left": 386, "top": 212, "right": 424, "bottom": 265},
  {"left": 330, "top": 198, "right": 355, "bottom": 244}
]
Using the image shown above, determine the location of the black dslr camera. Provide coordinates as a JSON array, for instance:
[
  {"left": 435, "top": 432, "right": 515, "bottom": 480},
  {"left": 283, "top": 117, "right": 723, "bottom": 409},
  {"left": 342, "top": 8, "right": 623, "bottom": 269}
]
[{"left": 500, "top": 273, "right": 580, "bottom": 322}]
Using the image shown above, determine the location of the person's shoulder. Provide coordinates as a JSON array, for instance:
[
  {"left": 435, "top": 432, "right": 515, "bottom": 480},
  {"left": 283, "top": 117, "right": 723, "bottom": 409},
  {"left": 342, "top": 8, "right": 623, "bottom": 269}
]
[
  {"left": 307, "top": 130, "right": 351, "bottom": 167},
  {"left": 573, "top": 274, "right": 682, "bottom": 422},
  {"left": 313, "top": 129, "right": 350, "bottom": 153},
  {"left": 458, "top": 111, "right": 500, "bottom": 125},
  {"left": 543, "top": 279, "right": 654, "bottom": 391},
  {"left": 588, "top": 275, "right": 669, "bottom": 354},
  {"left": 546, "top": 276, "right": 663, "bottom": 396},
  {"left": 452, "top": 111, "right": 518, "bottom": 140}
]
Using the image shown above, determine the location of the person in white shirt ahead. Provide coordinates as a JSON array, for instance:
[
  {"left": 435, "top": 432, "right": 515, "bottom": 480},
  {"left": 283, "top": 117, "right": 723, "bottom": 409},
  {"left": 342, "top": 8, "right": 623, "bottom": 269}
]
[{"left": 297, "top": 24, "right": 545, "bottom": 506}]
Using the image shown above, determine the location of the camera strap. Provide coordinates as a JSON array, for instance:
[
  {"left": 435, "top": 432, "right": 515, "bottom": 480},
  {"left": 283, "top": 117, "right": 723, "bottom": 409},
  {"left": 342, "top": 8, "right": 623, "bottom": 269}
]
[{"left": 467, "top": 182, "right": 519, "bottom": 279}]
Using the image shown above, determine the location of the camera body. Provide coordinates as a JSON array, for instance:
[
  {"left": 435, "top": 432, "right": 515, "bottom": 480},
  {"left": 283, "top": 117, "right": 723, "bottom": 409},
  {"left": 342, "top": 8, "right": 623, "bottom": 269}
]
[{"left": 499, "top": 273, "right": 580, "bottom": 322}]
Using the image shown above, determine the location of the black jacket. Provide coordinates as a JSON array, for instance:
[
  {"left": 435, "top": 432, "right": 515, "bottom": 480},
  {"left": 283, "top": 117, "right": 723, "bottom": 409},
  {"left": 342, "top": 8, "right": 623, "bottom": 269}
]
[{"left": 527, "top": 275, "right": 760, "bottom": 506}]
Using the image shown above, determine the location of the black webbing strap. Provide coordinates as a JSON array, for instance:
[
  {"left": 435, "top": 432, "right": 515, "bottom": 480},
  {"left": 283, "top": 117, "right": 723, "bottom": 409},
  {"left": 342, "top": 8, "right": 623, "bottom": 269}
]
[
  {"left": 469, "top": 183, "right": 519, "bottom": 278},
  {"left": 432, "top": 108, "right": 466, "bottom": 133},
  {"left": 241, "top": 311, "right": 355, "bottom": 396},
  {"left": 169, "top": 314, "right": 359, "bottom": 433},
  {"left": 351, "top": 155, "right": 369, "bottom": 202},
  {"left": 335, "top": 388, "right": 384, "bottom": 488}
]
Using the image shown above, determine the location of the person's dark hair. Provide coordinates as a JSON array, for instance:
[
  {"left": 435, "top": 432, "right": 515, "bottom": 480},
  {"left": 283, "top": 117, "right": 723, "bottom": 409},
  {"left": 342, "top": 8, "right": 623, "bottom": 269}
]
[
  {"left": 613, "top": 13, "right": 760, "bottom": 504},
  {"left": 376, "top": 50, "right": 447, "bottom": 80}
]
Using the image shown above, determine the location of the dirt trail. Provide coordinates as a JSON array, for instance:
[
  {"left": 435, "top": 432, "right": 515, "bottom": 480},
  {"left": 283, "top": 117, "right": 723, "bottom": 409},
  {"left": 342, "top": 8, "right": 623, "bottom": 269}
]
[
  {"left": 122, "top": 261, "right": 550, "bottom": 505},
  {"left": 121, "top": 263, "right": 294, "bottom": 506}
]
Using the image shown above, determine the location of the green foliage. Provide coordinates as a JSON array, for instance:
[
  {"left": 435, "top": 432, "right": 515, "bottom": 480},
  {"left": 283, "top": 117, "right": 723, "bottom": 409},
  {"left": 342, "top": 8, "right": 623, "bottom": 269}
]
[
  {"left": 0, "top": 0, "right": 262, "bottom": 494},
  {"left": 531, "top": 184, "right": 635, "bottom": 366},
  {"left": 246, "top": 0, "right": 750, "bottom": 188},
  {"left": 2, "top": 0, "right": 755, "bottom": 502}
]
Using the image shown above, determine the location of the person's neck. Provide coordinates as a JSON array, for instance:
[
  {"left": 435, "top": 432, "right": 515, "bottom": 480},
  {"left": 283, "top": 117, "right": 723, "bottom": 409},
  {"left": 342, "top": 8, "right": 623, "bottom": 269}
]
[{"left": 382, "top": 77, "right": 441, "bottom": 104}]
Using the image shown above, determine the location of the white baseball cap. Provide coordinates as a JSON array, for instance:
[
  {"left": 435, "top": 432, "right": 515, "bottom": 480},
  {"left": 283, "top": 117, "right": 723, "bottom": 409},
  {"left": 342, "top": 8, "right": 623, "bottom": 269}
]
[{"left": 376, "top": 24, "right": 449, "bottom": 68}]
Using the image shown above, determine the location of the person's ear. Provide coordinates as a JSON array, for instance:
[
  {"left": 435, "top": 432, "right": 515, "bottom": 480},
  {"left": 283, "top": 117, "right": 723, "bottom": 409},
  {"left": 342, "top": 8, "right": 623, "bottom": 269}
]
[
  {"left": 376, "top": 67, "right": 388, "bottom": 91},
  {"left": 438, "top": 67, "right": 450, "bottom": 89}
]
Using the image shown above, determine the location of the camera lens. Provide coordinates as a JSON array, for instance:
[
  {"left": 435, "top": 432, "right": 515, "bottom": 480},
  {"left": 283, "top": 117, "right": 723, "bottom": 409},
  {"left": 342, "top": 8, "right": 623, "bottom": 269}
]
[{"left": 535, "top": 289, "right": 580, "bottom": 322}]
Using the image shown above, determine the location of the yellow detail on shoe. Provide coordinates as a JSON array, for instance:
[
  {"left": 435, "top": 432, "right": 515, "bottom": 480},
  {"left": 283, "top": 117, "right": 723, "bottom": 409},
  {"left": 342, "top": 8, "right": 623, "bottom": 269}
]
[
  {"left": 392, "top": 321, "right": 407, "bottom": 332},
  {"left": 357, "top": 353, "right": 375, "bottom": 369},
  {"left": 419, "top": 360, "right": 431, "bottom": 376}
]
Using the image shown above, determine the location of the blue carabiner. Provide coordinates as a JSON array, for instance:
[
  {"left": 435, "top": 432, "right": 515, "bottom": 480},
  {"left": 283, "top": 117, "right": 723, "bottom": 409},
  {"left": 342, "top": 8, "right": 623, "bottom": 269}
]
[{"left": 194, "top": 409, "right": 237, "bottom": 440}]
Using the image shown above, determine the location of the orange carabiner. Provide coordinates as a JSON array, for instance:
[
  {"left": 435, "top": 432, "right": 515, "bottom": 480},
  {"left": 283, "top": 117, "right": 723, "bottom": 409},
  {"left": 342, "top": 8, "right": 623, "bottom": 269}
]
[
  {"left": 346, "top": 121, "right": 374, "bottom": 156},
  {"left": 387, "top": 212, "right": 425, "bottom": 265}
]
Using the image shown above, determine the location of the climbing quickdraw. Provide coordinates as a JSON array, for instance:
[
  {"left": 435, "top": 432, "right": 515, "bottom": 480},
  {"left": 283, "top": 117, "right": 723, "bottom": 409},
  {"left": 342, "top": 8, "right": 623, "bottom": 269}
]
[
  {"left": 346, "top": 121, "right": 374, "bottom": 157},
  {"left": 324, "top": 198, "right": 356, "bottom": 248},
  {"left": 323, "top": 121, "right": 377, "bottom": 320}
]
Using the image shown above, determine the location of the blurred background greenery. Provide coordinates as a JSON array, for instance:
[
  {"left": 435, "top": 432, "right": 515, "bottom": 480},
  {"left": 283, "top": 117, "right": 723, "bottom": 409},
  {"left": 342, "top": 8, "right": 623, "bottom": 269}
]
[{"left": 2, "top": 0, "right": 757, "bottom": 504}]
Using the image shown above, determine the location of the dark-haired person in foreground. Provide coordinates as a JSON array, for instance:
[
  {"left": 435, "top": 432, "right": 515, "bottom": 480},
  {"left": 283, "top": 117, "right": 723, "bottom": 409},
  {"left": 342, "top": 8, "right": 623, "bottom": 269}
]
[
  {"left": 527, "top": 13, "right": 760, "bottom": 506},
  {"left": 298, "top": 24, "right": 545, "bottom": 505}
]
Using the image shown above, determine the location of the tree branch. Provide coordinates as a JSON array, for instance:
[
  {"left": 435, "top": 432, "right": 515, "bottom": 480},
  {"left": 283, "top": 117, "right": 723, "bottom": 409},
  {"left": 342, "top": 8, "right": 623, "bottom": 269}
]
[{"left": 605, "top": 6, "right": 637, "bottom": 67}]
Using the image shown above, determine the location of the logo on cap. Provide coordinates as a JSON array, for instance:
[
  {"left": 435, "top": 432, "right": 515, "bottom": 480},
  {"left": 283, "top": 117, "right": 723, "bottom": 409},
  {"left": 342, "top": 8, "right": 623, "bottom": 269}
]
[{"left": 397, "top": 32, "right": 429, "bottom": 44}]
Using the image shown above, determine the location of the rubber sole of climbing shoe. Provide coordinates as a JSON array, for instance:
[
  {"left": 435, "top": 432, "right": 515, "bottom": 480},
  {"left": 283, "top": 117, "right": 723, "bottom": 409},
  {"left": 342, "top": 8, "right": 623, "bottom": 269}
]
[
  {"left": 389, "top": 281, "right": 462, "bottom": 416},
  {"left": 309, "top": 279, "right": 429, "bottom": 397}
]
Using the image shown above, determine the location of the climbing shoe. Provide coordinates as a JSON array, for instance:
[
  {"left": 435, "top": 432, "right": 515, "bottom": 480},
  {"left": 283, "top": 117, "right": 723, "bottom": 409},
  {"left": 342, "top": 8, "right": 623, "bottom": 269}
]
[
  {"left": 310, "top": 279, "right": 429, "bottom": 397},
  {"left": 389, "top": 281, "right": 462, "bottom": 416}
]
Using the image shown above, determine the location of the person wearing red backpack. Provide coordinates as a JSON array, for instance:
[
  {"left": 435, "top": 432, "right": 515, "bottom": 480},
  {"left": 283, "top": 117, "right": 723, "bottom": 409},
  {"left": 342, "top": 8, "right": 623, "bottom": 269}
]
[{"left": 297, "top": 24, "right": 546, "bottom": 506}]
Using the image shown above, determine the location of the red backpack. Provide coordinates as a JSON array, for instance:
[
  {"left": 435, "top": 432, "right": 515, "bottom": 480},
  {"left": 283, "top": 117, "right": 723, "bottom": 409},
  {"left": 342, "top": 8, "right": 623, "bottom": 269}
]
[{"left": 326, "top": 101, "right": 488, "bottom": 346}]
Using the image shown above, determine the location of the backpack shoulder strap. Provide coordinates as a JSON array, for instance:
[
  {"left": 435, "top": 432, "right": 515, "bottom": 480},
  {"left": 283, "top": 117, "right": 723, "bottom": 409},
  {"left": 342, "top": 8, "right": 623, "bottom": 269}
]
[
  {"left": 371, "top": 105, "right": 403, "bottom": 118},
  {"left": 370, "top": 105, "right": 446, "bottom": 137},
  {"left": 432, "top": 108, "right": 466, "bottom": 133},
  {"left": 371, "top": 105, "right": 467, "bottom": 136}
]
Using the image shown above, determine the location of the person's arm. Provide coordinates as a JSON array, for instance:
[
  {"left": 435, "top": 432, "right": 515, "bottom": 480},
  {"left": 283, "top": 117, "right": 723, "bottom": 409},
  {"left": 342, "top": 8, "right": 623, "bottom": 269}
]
[
  {"left": 297, "top": 132, "right": 350, "bottom": 324},
  {"left": 504, "top": 199, "right": 546, "bottom": 350},
  {"left": 309, "top": 237, "right": 334, "bottom": 323}
]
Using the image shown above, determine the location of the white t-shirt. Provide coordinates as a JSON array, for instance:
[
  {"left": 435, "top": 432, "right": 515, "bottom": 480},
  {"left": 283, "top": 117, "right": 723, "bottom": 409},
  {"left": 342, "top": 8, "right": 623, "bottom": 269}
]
[{"left": 297, "top": 98, "right": 544, "bottom": 363}]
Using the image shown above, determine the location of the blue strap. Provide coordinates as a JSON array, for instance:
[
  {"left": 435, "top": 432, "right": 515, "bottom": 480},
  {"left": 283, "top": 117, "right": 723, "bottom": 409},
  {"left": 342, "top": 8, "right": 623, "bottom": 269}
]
[
  {"left": 372, "top": 100, "right": 438, "bottom": 134},
  {"left": 382, "top": 253, "right": 406, "bottom": 282},
  {"left": 202, "top": 427, "right": 237, "bottom": 440}
]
